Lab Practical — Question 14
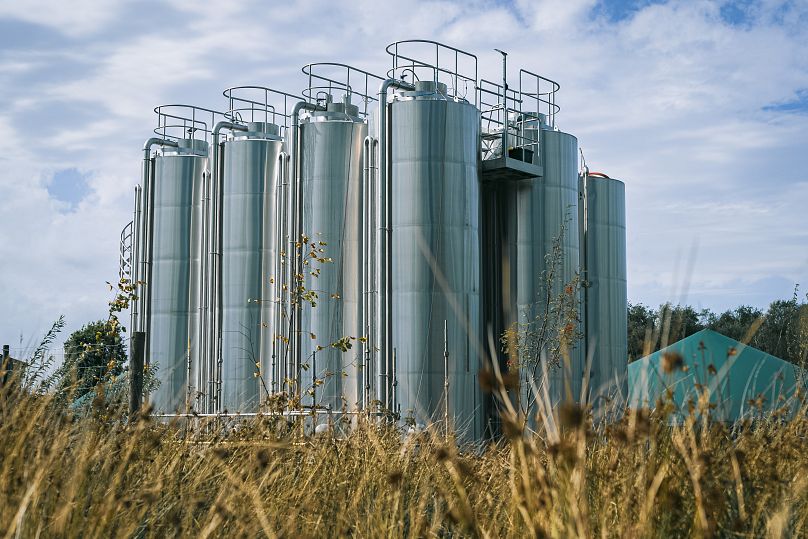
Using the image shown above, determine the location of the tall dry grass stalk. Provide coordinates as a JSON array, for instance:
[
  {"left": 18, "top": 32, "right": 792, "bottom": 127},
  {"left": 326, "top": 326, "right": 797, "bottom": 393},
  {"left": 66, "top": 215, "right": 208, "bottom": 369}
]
[{"left": 2, "top": 370, "right": 808, "bottom": 538}]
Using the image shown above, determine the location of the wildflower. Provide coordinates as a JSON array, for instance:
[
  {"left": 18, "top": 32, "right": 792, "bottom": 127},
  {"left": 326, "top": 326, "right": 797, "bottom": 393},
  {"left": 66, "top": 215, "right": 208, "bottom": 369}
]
[
  {"left": 559, "top": 401, "right": 585, "bottom": 428},
  {"left": 387, "top": 470, "right": 403, "bottom": 487},
  {"left": 661, "top": 351, "right": 684, "bottom": 373},
  {"left": 478, "top": 368, "right": 495, "bottom": 393}
]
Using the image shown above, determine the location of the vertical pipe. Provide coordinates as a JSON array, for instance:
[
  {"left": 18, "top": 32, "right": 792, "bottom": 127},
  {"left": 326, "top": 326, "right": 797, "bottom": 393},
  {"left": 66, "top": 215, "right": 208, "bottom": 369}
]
[
  {"left": 269, "top": 151, "right": 287, "bottom": 397},
  {"left": 144, "top": 156, "right": 155, "bottom": 380},
  {"left": 361, "top": 136, "right": 371, "bottom": 411},
  {"left": 271, "top": 337, "right": 277, "bottom": 393},
  {"left": 503, "top": 53, "right": 508, "bottom": 155},
  {"left": 580, "top": 171, "right": 590, "bottom": 402},
  {"left": 204, "top": 160, "right": 216, "bottom": 412},
  {"left": 197, "top": 169, "right": 208, "bottom": 412},
  {"left": 362, "top": 136, "right": 378, "bottom": 411},
  {"left": 138, "top": 159, "right": 152, "bottom": 337},
  {"left": 444, "top": 319, "right": 449, "bottom": 438},
  {"left": 289, "top": 102, "right": 321, "bottom": 403},
  {"left": 186, "top": 337, "right": 192, "bottom": 413},
  {"left": 2, "top": 344, "right": 11, "bottom": 387},
  {"left": 139, "top": 138, "right": 177, "bottom": 400},
  {"left": 279, "top": 153, "right": 289, "bottom": 391},
  {"left": 494, "top": 49, "right": 508, "bottom": 157},
  {"left": 312, "top": 348, "right": 317, "bottom": 408},
  {"left": 392, "top": 347, "right": 398, "bottom": 417},
  {"left": 215, "top": 141, "right": 224, "bottom": 413},
  {"left": 130, "top": 185, "right": 141, "bottom": 338},
  {"left": 375, "top": 79, "right": 414, "bottom": 410},
  {"left": 129, "top": 331, "right": 145, "bottom": 416},
  {"left": 208, "top": 122, "right": 247, "bottom": 413}
]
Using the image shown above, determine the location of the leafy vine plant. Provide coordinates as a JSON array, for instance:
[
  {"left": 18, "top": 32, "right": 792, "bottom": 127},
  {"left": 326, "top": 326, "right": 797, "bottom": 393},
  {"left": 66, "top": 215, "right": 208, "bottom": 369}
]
[
  {"left": 260, "top": 231, "right": 364, "bottom": 414},
  {"left": 502, "top": 210, "right": 583, "bottom": 420}
]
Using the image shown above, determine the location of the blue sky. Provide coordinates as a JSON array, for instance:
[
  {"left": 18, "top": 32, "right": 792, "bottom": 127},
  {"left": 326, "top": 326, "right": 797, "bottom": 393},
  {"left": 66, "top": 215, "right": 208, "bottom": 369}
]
[{"left": 0, "top": 0, "right": 807, "bottom": 354}]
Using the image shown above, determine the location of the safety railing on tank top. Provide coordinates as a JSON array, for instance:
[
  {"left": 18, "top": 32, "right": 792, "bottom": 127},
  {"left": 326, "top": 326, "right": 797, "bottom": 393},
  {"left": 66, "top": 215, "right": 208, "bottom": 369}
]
[
  {"left": 479, "top": 79, "right": 542, "bottom": 165},
  {"left": 222, "top": 86, "right": 305, "bottom": 137},
  {"left": 153, "top": 104, "right": 228, "bottom": 147},
  {"left": 518, "top": 69, "right": 560, "bottom": 129},
  {"left": 385, "top": 39, "right": 478, "bottom": 105},
  {"left": 301, "top": 62, "right": 385, "bottom": 117}
]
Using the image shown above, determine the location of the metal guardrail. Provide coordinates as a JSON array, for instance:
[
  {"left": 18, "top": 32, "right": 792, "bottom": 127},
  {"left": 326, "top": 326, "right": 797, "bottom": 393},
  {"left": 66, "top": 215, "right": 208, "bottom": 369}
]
[
  {"left": 479, "top": 79, "right": 541, "bottom": 164},
  {"left": 222, "top": 86, "right": 304, "bottom": 136},
  {"left": 153, "top": 104, "right": 227, "bottom": 144},
  {"left": 385, "top": 39, "right": 478, "bottom": 105},
  {"left": 518, "top": 69, "right": 560, "bottom": 128},
  {"left": 478, "top": 67, "right": 560, "bottom": 166},
  {"left": 301, "top": 62, "right": 385, "bottom": 117}
]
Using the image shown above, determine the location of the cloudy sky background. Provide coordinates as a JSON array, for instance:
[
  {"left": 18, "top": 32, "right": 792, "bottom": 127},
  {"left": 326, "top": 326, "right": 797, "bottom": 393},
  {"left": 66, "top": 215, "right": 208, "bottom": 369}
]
[{"left": 1, "top": 0, "right": 807, "bottom": 356}]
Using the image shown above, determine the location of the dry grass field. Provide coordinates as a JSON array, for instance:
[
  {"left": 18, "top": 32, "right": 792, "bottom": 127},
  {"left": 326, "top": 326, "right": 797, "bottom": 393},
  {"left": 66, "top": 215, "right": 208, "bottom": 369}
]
[{"left": 2, "top": 373, "right": 808, "bottom": 539}]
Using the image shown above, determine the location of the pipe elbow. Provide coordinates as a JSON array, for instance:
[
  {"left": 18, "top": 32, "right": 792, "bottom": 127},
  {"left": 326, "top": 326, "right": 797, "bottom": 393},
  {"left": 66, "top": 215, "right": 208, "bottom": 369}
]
[
  {"left": 378, "top": 78, "right": 415, "bottom": 100},
  {"left": 292, "top": 101, "right": 323, "bottom": 121},
  {"left": 212, "top": 121, "right": 247, "bottom": 137},
  {"left": 142, "top": 137, "right": 178, "bottom": 158}
]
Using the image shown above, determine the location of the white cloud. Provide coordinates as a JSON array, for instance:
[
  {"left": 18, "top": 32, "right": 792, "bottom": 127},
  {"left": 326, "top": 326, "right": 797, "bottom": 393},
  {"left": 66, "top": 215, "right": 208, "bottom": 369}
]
[{"left": 0, "top": 0, "right": 128, "bottom": 37}]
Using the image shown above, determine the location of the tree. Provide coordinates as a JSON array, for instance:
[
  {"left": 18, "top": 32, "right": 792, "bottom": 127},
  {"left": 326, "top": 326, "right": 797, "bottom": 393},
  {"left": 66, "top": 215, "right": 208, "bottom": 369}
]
[
  {"left": 627, "top": 303, "right": 708, "bottom": 363},
  {"left": 502, "top": 212, "right": 583, "bottom": 417},
  {"left": 627, "top": 303, "right": 656, "bottom": 362},
  {"left": 627, "top": 287, "right": 808, "bottom": 368},
  {"left": 704, "top": 305, "right": 764, "bottom": 343},
  {"left": 753, "top": 292, "right": 808, "bottom": 368},
  {"left": 54, "top": 320, "right": 126, "bottom": 401},
  {"left": 658, "top": 303, "right": 707, "bottom": 347}
]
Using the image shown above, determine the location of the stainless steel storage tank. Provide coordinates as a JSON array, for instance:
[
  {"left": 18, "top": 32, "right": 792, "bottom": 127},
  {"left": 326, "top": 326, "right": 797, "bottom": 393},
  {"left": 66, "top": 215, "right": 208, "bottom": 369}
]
[
  {"left": 514, "top": 126, "right": 583, "bottom": 406},
  {"left": 299, "top": 97, "right": 367, "bottom": 411},
  {"left": 390, "top": 80, "right": 482, "bottom": 438},
  {"left": 219, "top": 122, "right": 283, "bottom": 412},
  {"left": 581, "top": 173, "right": 627, "bottom": 410},
  {"left": 148, "top": 138, "right": 208, "bottom": 412}
]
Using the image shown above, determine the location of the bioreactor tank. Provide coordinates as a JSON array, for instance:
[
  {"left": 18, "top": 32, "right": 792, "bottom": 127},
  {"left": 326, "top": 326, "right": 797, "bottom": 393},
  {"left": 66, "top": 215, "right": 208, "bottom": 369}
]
[
  {"left": 581, "top": 173, "right": 627, "bottom": 409},
  {"left": 147, "top": 138, "right": 208, "bottom": 413},
  {"left": 299, "top": 96, "right": 367, "bottom": 411},
  {"left": 389, "top": 79, "right": 482, "bottom": 438},
  {"left": 218, "top": 122, "right": 283, "bottom": 412}
]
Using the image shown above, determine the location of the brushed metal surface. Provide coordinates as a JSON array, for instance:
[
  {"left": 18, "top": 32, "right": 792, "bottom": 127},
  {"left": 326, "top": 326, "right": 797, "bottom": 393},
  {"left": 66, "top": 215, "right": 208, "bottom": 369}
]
[
  {"left": 220, "top": 133, "right": 282, "bottom": 412},
  {"left": 583, "top": 175, "right": 627, "bottom": 408},
  {"left": 390, "top": 90, "right": 483, "bottom": 439},
  {"left": 299, "top": 111, "right": 367, "bottom": 411},
  {"left": 514, "top": 128, "right": 583, "bottom": 406},
  {"left": 148, "top": 147, "right": 207, "bottom": 412}
]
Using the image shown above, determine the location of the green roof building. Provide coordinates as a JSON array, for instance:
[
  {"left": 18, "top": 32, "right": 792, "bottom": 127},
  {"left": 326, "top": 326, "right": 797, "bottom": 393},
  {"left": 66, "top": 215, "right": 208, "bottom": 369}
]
[{"left": 628, "top": 329, "right": 805, "bottom": 422}]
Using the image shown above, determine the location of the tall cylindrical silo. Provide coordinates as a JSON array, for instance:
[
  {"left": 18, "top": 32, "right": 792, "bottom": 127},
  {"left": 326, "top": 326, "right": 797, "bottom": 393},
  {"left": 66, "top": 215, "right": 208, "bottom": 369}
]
[
  {"left": 219, "top": 122, "right": 283, "bottom": 412},
  {"left": 582, "top": 174, "right": 627, "bottom": 409},
  {"left": 148, "top": 138, "right": 208, "bottom": 413},
  {"left": 299, "top": 99, "right": 367, "bottom": 411},
  {"left": 514, "top": 126, "right": 583, "bottom": 406},
  {"left": 390, "top": 81, "right": 482, "bottom": 439}
]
